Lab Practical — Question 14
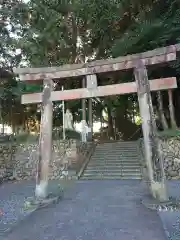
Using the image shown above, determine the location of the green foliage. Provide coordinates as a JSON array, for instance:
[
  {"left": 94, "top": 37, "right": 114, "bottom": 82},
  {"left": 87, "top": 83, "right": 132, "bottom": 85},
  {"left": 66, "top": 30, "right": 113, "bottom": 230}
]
[
  {"left": 112, "top": 0, "right": 180, "bottom": 59},
  {"left": 0, "top": 129, "right": 81, "bottom": 145},
  {"left": 53, "top": 129, "right": 81, "bottom": 140},
  {"left": 0, "top": 133, "right": 38, "bottom": 144},
  {"left": 18, "top": 82, "right": 42, "bottom": 93},
  {"left": 158, "top": 129, "right": 180, "bottom": 138},
  {"left": 0, "top": 134, "right": 13, "bottom": 143},
  {"left": 1, "top": 0, "right": 180, "bottom": 131},
  {"left": 0, "top": 1, "right": 24, "bottom": 68},
  {"left": 13, "top": 133, "right": 39, "bottom": 143}
]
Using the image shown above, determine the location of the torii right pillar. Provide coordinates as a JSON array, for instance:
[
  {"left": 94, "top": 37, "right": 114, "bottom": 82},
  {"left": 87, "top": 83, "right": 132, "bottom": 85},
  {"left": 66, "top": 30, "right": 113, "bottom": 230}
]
[{"left": 134, "top": 60, "right": 168, "bottom": 201}]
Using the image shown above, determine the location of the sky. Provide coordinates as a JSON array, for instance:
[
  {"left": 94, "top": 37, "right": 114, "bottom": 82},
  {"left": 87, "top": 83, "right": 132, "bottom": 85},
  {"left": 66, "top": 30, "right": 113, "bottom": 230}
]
[{"left": 75, "top": 121, "right": 107, "bottom": 133}]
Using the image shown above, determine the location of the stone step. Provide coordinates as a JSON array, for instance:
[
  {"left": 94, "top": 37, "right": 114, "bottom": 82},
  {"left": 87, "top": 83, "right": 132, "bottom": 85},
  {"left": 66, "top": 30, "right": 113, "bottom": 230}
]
[
  {"left": 96, "top": 149, "right": 138, "bottom": 152},
  {"left": 98, "top": 143, "right": 138, "bottom": 145},
  {"left": 124, "top": 167, "right": 141, "bottom": 171},
  {"left": 93, "top": 159, "right": 139, "bottom": 161},
  {"left": 97, "top": 143, "right": 138, "bottom": 146},
  {"left": 81, "top": 175, "right": 142, "bottom": 180},
  {"left": 84, "top": 168, "right": 141, "bottom": 172},
  {"left": 97, "top": 145, "right": 138, "bottom": 147},
  {"left": 94, "top": 155, "right": 139, "bottom": 158},
  {"left": 93, "top": 155, "right": 139, "bottom": 158},
  {"left": 91, "top": 156, "right": 139, "bottom": 159},
  {"left": 84, "top": 171, "right": 141, "bottom": 176},
  {"left": 87, "top": 161, "right": 140, "bottom": 165},
  {"left": 84, "top": 171, "right": 141, "bottom": 175},
  {"left": 86, "top": 165, "right": 140, "bottom": 170},
  {"left": 84, "top": 164, "right": 140, "bottom": 170},
  {"left": 97, "top": 141, "right": 138, "bottom": 145},
  {"left": 93, "top": 152, "right": 139, "bottom": 154},
  {"left": 97, "top": 142, "right": 137, "bottom": 145},
  {"left": 96, "top": 151, "right": 139, "bottom": 154},
  {"left": 97, "top": 149, "right": 139, "bottom": 151},
  {"left": 83, "top": 172, "right": 142, "bottom": 177},
  {"left": 89, "top": 160, "right": 139, "bottom": 164},
  {"left": 96, "top": 147, "right": 138, "bottom": 149},
  {"left": 89, "top": 160, "right": 140, "bottom": 165},
  {"left": 87, "top": 165, "right": 139, "bottom": 169},
  {"left": 81, "top": 141, "right": 142, "bottom": 180},
  {"left": 95, "top": 150, "right": 138, "bottom": 152},
  {"left": 122, "top": 162, "right": 140, "bottom": 165}
]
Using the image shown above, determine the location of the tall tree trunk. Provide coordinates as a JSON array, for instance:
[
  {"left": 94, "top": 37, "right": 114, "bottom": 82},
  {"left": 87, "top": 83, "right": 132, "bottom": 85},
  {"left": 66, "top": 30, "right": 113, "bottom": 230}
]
[
  {"left": 2, "top": 122, "right": 4, "bottom": 134},
  {"left": 157, "top": 91, "right": 168, "bottom": 130},
  {"left": 100, "top": 113, "right": 103, "bottom": 129},
  {"left": 88, "top": 98, "right": 93, "bottom": 141},
  {"left": 107, "top": 107, "right": 114, "bottom": 139},
  {"left": 100, "top": 110, "right": 103, "bottom": 138},
  {"left": 168, "top": 89, "right": 177, "bottom": 129},
  {"left": 82, "top": 78, "right": 86, "bottom": 121}
]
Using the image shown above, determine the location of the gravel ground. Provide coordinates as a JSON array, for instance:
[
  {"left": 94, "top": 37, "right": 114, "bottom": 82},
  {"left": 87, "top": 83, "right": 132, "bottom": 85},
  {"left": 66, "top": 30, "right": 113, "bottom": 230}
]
[
  {"left": 158, "top": 181, "right": 180, "bottom": 240},
  {"left": 0, "top": 181, "right": 35, "bottom": 234},
  {"left": 0, "top": 180, "right": 63, "bottom": 235},
  {"left": 0, "top": 180, "right": 167, "bottom": 240}
]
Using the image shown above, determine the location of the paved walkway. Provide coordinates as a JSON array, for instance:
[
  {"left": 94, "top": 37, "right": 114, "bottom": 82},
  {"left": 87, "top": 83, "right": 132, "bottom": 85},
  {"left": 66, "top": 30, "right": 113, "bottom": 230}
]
[
  {"left": 1, "top": 180, "right": 167, "bottom": 240},
  {"left": 158, "top": 181, "right": 180, "bottom": 240}
]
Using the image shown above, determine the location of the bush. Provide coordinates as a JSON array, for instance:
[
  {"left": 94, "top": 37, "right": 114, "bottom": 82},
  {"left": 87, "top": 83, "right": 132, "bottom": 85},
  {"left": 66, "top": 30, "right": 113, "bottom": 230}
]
[
  {"left": 10, "top": 129, "right": 81, "bottom": 144},
  {"left": 53, "top": 129, "right": 81, "bottom": 140},
  {"left": 13, "top": 133, "right": 39, "bottom": 143},
  {"left": 157, "top": 129, "right": 180, "bottom": 138},
  {"left": 0, "top": 134, "right": 13, "bottom": 143},
  {"left": 0, "top": 129, "right": 81, "bottom": 145}
]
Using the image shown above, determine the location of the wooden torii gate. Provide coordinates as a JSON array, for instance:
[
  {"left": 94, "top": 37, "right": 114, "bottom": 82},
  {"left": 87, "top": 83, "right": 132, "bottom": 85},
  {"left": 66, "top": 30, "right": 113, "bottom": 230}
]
[{"left": 14, "top": 44, "right": 180, "bottom": 200}]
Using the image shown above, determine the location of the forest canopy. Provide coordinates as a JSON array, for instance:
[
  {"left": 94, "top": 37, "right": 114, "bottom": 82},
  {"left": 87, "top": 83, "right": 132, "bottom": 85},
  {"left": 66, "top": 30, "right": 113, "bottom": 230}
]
[{"left": 0, "top": 0, "right": 180, "bottom": 139}]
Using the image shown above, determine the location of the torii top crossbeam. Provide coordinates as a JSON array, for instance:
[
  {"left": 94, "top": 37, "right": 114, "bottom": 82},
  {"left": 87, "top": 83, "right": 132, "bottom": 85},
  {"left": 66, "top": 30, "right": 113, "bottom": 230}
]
[
  {"left": 14, "top": 44, "right": 180, "bottom": 81},
  {"left": 13, "top": 44, "right": 180, "bottom": 104}
]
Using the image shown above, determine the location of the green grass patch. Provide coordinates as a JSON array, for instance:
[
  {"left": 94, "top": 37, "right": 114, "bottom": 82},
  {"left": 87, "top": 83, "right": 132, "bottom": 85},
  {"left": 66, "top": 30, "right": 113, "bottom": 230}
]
[
  {"left": 53, "top": 129, "right": 81, "bottom": 141},
  {"left": 0, "top": 129, "right": 81, "bottom": 145},
  {"left": 157, "top": 129, "right": 180, "bottom": 138}
]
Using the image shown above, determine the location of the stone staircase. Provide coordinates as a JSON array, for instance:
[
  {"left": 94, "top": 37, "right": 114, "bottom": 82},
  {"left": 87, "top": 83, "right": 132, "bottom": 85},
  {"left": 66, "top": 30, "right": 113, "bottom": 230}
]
[{"left": 81, "top": 141, "right": 142, "bottom": 180}]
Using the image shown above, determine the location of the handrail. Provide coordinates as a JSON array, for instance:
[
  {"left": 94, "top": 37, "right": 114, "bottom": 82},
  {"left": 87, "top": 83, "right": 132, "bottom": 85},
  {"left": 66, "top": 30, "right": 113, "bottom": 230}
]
[{"left": 77, "top": 142, "right": 97, "bottom": 179}]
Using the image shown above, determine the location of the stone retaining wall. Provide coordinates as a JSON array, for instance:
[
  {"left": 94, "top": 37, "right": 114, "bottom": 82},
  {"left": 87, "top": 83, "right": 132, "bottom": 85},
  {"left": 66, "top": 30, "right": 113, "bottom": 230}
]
[
  {"left": 161, "top": 136, "right": 180, "bottom": 179},
  {"left": 1, "top": 136, "right": 179, "bottom": 182},
  {"left": 0, "top": 140, "right": 88, "bottom": 182},
  {"left": 140, "top": 136, "right": 180, "bottom": 180}
]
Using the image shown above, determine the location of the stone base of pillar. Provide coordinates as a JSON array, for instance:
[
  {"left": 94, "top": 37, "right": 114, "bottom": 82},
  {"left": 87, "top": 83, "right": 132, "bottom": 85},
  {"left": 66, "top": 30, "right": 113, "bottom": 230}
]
[
  {"left": 35, "top": 180, "right": 48, "bottom": 199},
  {"left": 24, "top": 188, "right": 63, "bottom": 211},
  {"left": 150, "top": 181, "right": 168, "bottom": 202}
]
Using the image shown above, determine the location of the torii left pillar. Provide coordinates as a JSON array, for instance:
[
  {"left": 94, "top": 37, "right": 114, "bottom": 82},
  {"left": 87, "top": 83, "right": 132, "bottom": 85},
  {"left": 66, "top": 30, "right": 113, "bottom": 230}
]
[{"left": 35, "top": 79, "right": 53, "bottom": 199}]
